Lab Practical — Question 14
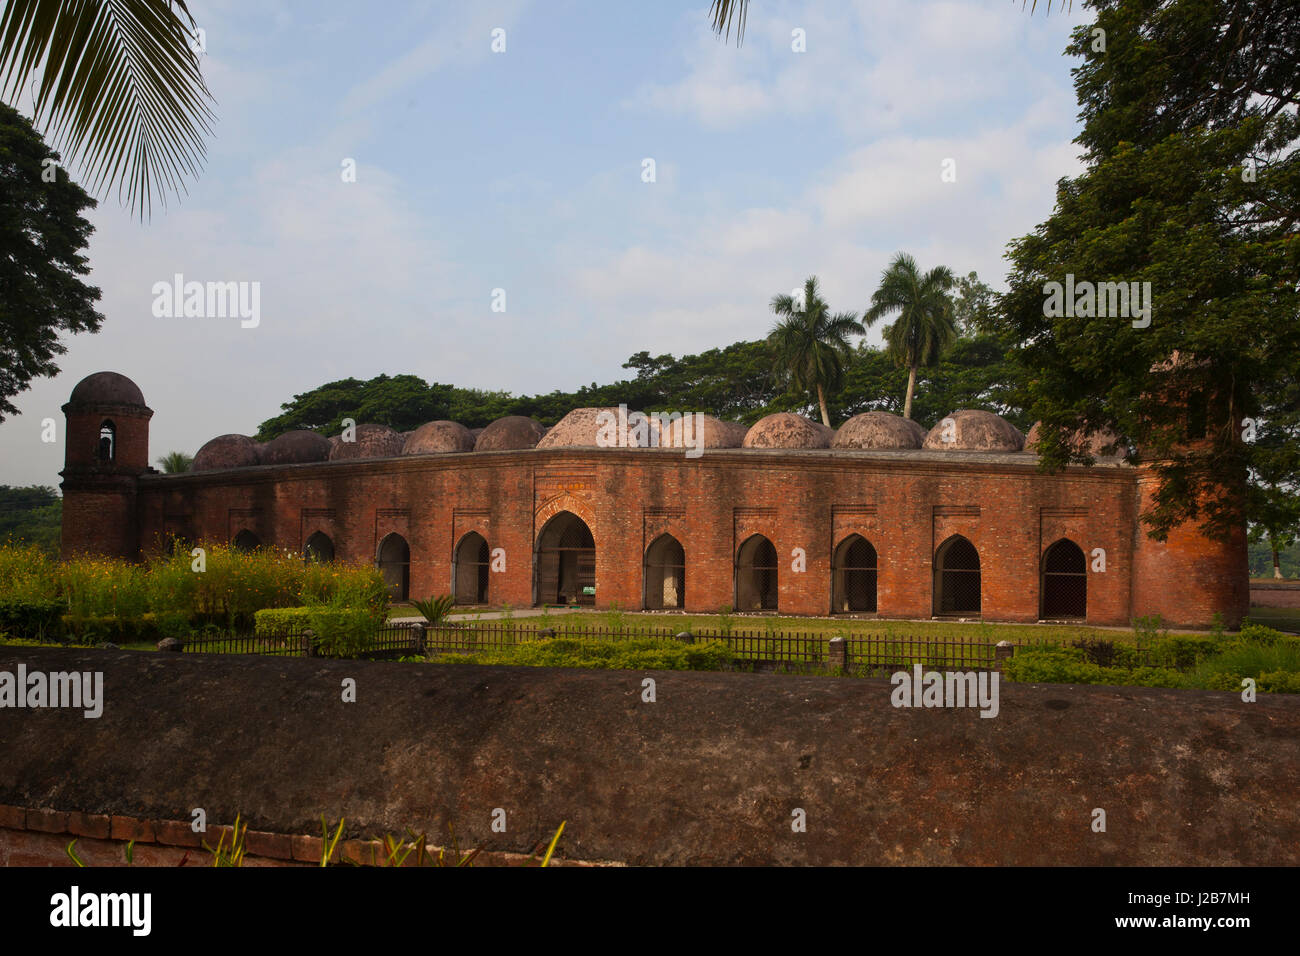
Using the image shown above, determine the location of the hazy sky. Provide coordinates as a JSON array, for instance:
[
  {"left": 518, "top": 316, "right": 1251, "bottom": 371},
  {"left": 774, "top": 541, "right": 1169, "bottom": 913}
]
[{"left": 0, "top": 0, "right": 1092, "bottom": 487}]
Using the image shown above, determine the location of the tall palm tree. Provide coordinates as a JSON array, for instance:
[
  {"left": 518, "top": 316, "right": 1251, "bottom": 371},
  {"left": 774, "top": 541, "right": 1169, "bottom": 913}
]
[
  {"left": 709, "top": 1, "right": 1070, "bottom": 44},
  {"left": 156, "top": 450, "right": 193, "bottom": 473},
  {"left": 769, "top": 275, "right": 864, "bottom": 427},
  {"left": 863, "top": 253, "right": 957, "bottom": 421},
  {"left": 0, "top": 0, "right": 215, "bottom": 218}
]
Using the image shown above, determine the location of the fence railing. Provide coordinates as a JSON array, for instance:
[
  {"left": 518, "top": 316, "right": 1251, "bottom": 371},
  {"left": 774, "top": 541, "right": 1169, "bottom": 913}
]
[{"left": 178, "top": 620, "right": 1064, "bottom": 671}]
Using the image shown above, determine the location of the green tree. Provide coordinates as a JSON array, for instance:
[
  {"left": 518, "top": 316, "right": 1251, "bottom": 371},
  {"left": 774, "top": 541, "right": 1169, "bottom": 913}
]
[
  {"left": 0, "top": 0, "right": 215, "bottom": 217},
  {"left": 156, "top": 451, "right": 193, "bottom": 473},
  {"left": 952, "top": 272, "right": 997, "bottom": 338},
  {"left": 708, "top": 0, "right": 1070, "bottom": 43},
  {"left": 768, "top": 276, "right": 864, "bottom": 426},
  {"left": 862, "top": 253, "right": 957, "bottom": 421},
  {"left": 0, "top": 103, "right": 103, "bottom": 421},
  {"left": 998, "top": 0, "right": 1300, "bottom": 541},
  {"left": 0, "top": 484, "right": 61, "bottom": 554}
]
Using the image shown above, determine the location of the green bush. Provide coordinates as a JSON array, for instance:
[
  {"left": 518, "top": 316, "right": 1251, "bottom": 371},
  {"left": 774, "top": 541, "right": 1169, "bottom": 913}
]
[
  {"left": 307, "top": 604, "right": 382, "bottom": 658},
  {"left": 253, "top": 607, "right": 315, "bottom": 638},
  {"left": 254, "top": 604, "right": 385, "bottom": 658},
  {"left": 0, "top": 598, "right": 65, "bottom": 641},
  {"left": 1149, "top": 634, "right": 1221, "bottom": 669},
  {"left": 440, "top": 636, "right": 734, "bottom": 671}
]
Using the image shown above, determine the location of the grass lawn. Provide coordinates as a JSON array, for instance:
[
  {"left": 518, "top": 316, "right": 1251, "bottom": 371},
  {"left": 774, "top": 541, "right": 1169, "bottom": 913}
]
[{"left": 395, "top": 606, "right": 1183, "bottom": 646}]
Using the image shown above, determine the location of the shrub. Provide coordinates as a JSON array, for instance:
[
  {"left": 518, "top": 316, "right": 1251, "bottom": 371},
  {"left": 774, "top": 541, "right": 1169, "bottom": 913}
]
[
  {"left": 253, "top": 607, "right": 315, "bottom": 639},
  {"left": 1150, "top": 634, "right": 1221, "bottom": 670},
  {"left": 307, "top": 603, "right": 383, "bottom": 658},
  {"left": 440, "top": 636, "right": 733, "bottom": 671},
  {"left": 411, "top": 595, "right": 455, "bottom": 625},
  {"left": 255, "top": 603, "right": 385, "bottom": 658},
  {"left": 0, "top": 598, "right": 65, "bottom": 641}
]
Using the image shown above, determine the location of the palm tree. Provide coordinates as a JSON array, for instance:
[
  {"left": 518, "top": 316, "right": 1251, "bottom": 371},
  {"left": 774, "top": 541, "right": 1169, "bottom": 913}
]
[
  {"left": 769, "top": 275, "right": 864, "bottom": 427},
  {"left": 709, "top": 1, "right": 1069, "bottom": 44},
  {"left": 156, "top": 450, "right": 193, "bottom": 473},
  {"left": 863, "top": 253, "right": 957, "bottom": 421},
  {"left": 0, "top": 0, "right": 215, "bottom": 218}
]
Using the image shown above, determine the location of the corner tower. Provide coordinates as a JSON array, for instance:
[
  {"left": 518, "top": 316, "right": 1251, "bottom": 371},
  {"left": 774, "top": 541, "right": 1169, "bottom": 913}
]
[
  {"left": 1129, "top": 355, "right": 1249, "bottom": 629},
  {"left": 59, "top": 371, "right": 152, "bottom": 558}
]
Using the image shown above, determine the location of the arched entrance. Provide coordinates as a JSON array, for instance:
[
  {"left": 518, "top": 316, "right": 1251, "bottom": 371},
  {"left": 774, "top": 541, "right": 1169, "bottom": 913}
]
[
  {"left": 1041, "top": 538, "right": 1087, "bottom": 619},
  {"left": 736, "top": 535, "right": 778, "bottom": 611},
  {"left": 934, "top": 535, "right": 980, "bottom": 616},
  {"left": 233, "top": 529, "right": 260, "bottom": 553},
  {"left": 304, "top": 531, "right": 334, "bottom": 563},
  {"left": 453, "top": 532, "right": 490, "bottom": 604},
  {"left": 833, "top": 534, "right": 877, "bottom": 612},
  {"left": 644, "top": 534, "right": 685, "bottom": 610},
  {"left": 534, "top": 512, "right": 595, "bottom": 606},
  {"left": 378, "top": 533, "right": 410, "bottom": 602}
]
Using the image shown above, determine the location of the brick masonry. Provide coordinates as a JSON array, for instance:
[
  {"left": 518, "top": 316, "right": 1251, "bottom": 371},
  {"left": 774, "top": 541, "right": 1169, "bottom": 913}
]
[{"left": 59, "top": 383, "right": 1249, "bottom": 629}]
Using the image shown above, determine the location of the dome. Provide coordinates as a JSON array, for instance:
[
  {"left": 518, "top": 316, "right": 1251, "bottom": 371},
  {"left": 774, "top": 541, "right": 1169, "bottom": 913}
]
[
  {"left": 922, "top": 410, "right": 1025, "bottom": 452},
  {"left": 833, "top": 412, "right": 927, "bottom": 450},
  {"left": 742, "top": 413, "right": 831, "bottom": 449},
  {"left": 475, "top": 416, "right": 547, "bottom": 452},
  {"left": 68, "top": 371, "right": 145, "bottom": 407},
  {"left": 192, "top": 434, "right": 260, "bottom": 472},
  {"left": 261, "top": 429, "right": 332, "bottom": 465},
  {"left": 536, "top": 407, "right": 627, "bottom": 449},
  {"left": 1026, "top": 421, "right": 1125, "bottom": 460},
  {"left": 659, "top": 415, "right": 749, "bottom": 450},
  {"left": 402, "top": 420, "right": 475, "bottom": 455},
  {"left": 328, "top": 423, "right": 405, "bottom": 460}
]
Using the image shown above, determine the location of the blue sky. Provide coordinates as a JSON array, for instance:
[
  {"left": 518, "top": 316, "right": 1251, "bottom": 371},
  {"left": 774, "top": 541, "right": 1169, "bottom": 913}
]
[{"left": 1, "top": 0, "right": 1093, "bottom": 486}]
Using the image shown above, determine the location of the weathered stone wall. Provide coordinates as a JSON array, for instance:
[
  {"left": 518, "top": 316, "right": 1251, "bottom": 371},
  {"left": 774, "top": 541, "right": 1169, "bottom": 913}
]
[{"left": 1, "top": 648, "right": 1295, "bottom": 866}]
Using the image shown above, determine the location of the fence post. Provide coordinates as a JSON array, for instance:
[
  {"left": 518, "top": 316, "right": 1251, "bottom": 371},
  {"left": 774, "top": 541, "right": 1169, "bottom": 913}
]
[
  {"left": 303, "top": 628, "right": 317, "bottom": 658},
  {"left": 828, "top": 636, "right": 846, "bottom": 671},
  {"left": 676, "top": 631, "right": 694, "bottom": 644},
  {"left": 412, "top": 622, "right": 426, "bottom": 655},
  {"left": 994, "top": 640, "right": 1014, "bottom": 671}
]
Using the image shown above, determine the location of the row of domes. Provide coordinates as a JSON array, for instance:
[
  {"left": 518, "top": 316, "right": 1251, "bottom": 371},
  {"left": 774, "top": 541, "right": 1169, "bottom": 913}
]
[{"left": 190, "top": 408, "right": 1095, "bottom": 472}]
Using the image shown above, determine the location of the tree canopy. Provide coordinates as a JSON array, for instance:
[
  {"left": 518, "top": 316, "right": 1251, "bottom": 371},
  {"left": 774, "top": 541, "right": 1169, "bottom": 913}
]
[
  {"left": 0, "top": 102, "right": 103, "bottom": 421},
  {"left": 998, "top": 0, "right": 1300, "bottom": 541}
]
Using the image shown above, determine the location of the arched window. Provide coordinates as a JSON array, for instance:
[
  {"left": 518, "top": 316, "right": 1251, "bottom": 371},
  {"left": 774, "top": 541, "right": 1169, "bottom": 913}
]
[
  {"left": 833, "top": 535, "right": 877, "bottom": 613},
  {"left": 934, "top": 535, "right": 980, "bottom": 616},
  {"left": 304, "top": 532, "right": 335, "bottom": 563},
  {"left": 1041, "top": 539, "right": 1087, "bottom": 619},
  {"left": 378, "top": 533, "right": 410, "bottom": 602},
  {"left": 233, "top": 530, "right": 261, "bottom": 553},
  {"left": 98, "top": 420, "right": 116, "bottom": 462},
  {"left": 644, "top": 534, "right": 685, "bottom": 610},
  {"left": 535, "top": 512, "right": 596, "bottom": 606},
  {"left": 453, "top": 532, "right": 490, "bottom": 604},
  {"left": 736, "top": 535, "right": 778, "bottom": 611}
]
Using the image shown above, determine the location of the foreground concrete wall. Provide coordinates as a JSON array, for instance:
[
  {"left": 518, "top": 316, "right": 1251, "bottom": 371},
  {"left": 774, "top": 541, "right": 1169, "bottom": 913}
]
[{"left": 1, "top": 648, "right": 1295, "bottom": 866}]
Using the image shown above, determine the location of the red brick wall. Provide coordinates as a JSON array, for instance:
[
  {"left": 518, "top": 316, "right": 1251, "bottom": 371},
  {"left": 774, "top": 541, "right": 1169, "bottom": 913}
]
[
  {"left": 1132, "top": 469, "right": 1250, "bottom": 628},
  {"left": 120, "top": 448, "right": 1245, "bottom": 627}
]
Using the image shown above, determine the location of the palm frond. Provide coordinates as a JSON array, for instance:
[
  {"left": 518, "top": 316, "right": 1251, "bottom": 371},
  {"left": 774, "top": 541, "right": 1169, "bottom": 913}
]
[
  {"left": 709, "top": 0, "right": 747, "bottom": 45},
  {"left": 0, "top": 0, "right": 216, "bottom": 219}
]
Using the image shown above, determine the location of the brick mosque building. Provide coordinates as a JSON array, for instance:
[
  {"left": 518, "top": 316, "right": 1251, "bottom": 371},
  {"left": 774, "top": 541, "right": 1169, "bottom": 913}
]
[{"left": 59, "top": 371, "right": 1248, "bottom": 629}]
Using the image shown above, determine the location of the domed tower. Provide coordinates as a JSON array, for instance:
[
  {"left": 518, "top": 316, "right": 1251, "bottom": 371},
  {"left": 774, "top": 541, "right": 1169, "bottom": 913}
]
[{"left": 59, "top": 372, "right": 153, "bottom": 558}]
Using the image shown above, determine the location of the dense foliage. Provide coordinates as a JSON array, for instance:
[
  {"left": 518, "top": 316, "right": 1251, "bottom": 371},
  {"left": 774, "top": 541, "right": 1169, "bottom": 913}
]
[
  {"left": 999, "top": 0, "right": 1300, "bottom": 542},
  {"left": 0, "top": 542, "right": 386, "bottom": 644},
  {"left": 0, "top": 104, "right": 103, "bottom": 421}
]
